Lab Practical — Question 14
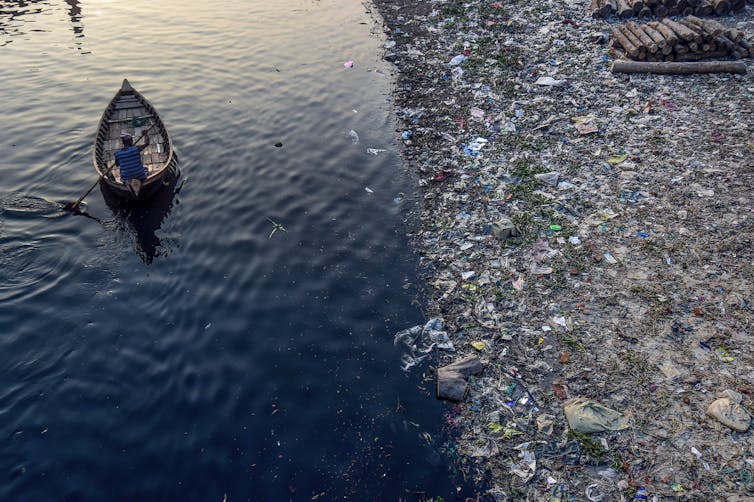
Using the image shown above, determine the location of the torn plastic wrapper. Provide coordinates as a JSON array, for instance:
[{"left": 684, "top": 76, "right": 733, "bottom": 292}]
[
  {"left": 510, "top": 442, "right": 536, "bottom": 482},
  {"left": 394, "top": 318, "right": 455, "bottom": 371}
]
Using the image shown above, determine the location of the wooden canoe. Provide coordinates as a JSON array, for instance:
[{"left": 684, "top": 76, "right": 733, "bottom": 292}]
[{"left": 92, "top": 79, "right": 175, "bottom": 200}]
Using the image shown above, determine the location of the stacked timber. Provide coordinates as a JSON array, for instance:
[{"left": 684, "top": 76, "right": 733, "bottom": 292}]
[
  {"left": 591, "top": 0, "right": 750, "bottom": 19},
  {"left": 611, "top": 16, "right": 752, "bottom": 61}
]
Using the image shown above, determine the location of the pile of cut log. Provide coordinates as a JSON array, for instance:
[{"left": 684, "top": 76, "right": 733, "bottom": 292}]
[
  {"left": 611, "top": 16, "right": 752, "bottom": 61},
  {"left": 591, "top": 0, "right": 750, "bottom": 19}
]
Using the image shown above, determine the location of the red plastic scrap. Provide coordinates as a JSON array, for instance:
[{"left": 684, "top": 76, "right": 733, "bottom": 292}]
[
  {"left": 662, "top": 100, "right": 678, "bottom": 111},
  {"left": 432, "top": 170, "right": 456, "bottom": 182}
]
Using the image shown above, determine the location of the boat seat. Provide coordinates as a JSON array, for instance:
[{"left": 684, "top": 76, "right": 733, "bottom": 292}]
[{"left": 114, "top": 101, "right": 145, "bottom": 110}]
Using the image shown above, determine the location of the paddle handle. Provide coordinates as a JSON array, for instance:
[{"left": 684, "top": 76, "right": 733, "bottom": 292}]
[{"left": 69, "top": 124, "right": 156, "bottom": 211}]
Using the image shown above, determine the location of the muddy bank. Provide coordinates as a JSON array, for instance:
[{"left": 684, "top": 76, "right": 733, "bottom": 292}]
[{"left": 372, "top": 0, "right": 754, "bottom": 499}]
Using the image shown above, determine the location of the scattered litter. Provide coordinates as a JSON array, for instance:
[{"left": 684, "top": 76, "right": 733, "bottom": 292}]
[
  {"left": 266, "top": 218, "right": 287, "bottom": 239},
  {"left": 366, "top": 148, "right": 386, "bottom": 155},
  {"left": 608, "top": 151, "right": 628, "bottom": 164},
  {"left": 510, "top": 442, "right": 537, "bottom": 482},
  {"left": 436, "top": 355, "right": 482, "bottom": 401},
  {"left": 374, "top": 0, "right": 754, "bottom": 497},
  {"left": 492, "top": 218, "right": 518, "bottom": 240},
  {"left": 448, "top": 54, "right": 467, "bottom": 66},
  {"left": 535, "top": 76, "right": 565, "bottom": 86},
  {"left": 348, "top": 129, "right": 359, "bottom": 144},
  {"left": 394, "top": 318, "right": 455, "bottom": 372},
  {"left": 535, "top": 171, "right": 561, "bottom": 187},
  {"left": 563, "top": 398, "right": 630, "bottom": 433},
  {"left": 343, "top": 60, "right": 354, "bottom": 68},
  {"left": 470, "top": 340, "right": 486, "bottom": 351},
  {"left": 536, "top": 414, "right": 555, "bottom": 435},
  {"left": 585, "top": 484, "right": 604, "bottom": 502},
  {"left": 657, "top": 360, "right": 682, "bottom": 381},
  {"left": 464, "top": 137, "right": 488, "bottom": 156},
  {"left": 706, "top": 390, "right": 751, "bottom": 432},
  {"left": 364, "top": 187, "right": 374, "bottom": 193},
  {"left": 573, "top": 115, "right": 599, "bottom": 135}
]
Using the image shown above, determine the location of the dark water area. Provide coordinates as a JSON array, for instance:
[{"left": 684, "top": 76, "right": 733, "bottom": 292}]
[{"left": 0, "top": 1, "right": 469, "bottom": 500}]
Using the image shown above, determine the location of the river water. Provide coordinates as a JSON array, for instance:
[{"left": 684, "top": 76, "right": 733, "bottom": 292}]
[{"left": 0, "top": 1, "right": 466, "bottom": 500}]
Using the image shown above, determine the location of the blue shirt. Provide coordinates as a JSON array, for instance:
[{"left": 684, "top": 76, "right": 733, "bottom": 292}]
[{"left": 115, "top": 146, "right": 147, "bottom": 182}]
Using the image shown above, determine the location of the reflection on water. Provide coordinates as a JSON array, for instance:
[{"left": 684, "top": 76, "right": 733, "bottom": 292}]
[
  {"left": 64, "top": 0, "right": 83, "bottom": 37},
  {"left": 100, "top": 165, "right": 181, "bottom": 265},
  {"left": 0, "top": 0, "right": 84, "bottom": 48}
]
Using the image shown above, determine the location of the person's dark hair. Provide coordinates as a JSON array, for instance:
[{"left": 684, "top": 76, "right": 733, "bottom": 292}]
[{"left": 120, "top": 132, "right": 133, "bottom": 147}]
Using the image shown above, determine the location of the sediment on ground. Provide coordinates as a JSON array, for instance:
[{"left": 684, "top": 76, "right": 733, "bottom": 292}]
[{"left": 371, "top": 0, "right": 754, "bottom": 499}]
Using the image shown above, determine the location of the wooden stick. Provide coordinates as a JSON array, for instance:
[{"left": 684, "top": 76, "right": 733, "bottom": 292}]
[
  {"left": 679, "top": 18, "right": 709, "bottom": 39},
  {"left": 653, "top": 4, "right": 669, "bottom": 15},
  {"left": 674, "top": 43, "right": 691, "bottom": 54},
  {"left": 628, "top": 22, "right": 659, "bottom": 53},
  {"left": 694, "top": 0, "right": 714, "bottom": 14},
  {"left": 613, "top": 27, "right": 641, "bottom": 58},
  {"left": 662, "top": 19, "right": 700, "bottom": 43},
  {"left": 629, "top": 0, "right": 645, "bottom": 11},
  {"left": 642, "top": 24, "right": 668, "bottom": 48},
  {"left": 715, "top": 34, "right": 736, "bottom": 51},
  {"left": 726, "top": 29, "right": 744, "bottom": 43},
  {"left": 619, "top": 25, "right": 646, "bottom": 56},
  {"left": 648, "top": 21, "right": 680, "bottom": 46},
  {"left": 702, "top": 18, "right": 727, "bottom": 37},
  {"left": 711, "top": 0, "right": 731, "bottom": 14},
  {"left": 611, "top": 60, "right": 747, "bottom": 73},
  {"left": 616, "top": 0, "right": 635, "bottom": 17},
  {"left": 600, "top": 0, "right": 618, "bottom": 15}
]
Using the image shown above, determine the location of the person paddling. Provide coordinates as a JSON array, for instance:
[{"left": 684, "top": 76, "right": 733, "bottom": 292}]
[{"left": 115, "top": 131, "right": 150, "bottom": 196}]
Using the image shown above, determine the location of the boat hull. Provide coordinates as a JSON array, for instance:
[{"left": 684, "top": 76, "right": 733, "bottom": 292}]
[{"left": 92, "top": 79, "right": 175, "bottom": 201}]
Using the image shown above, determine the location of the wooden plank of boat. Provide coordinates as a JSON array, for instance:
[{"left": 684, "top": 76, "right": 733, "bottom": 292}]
[{"left": 92, "top": 78, "right": 175, "bottom": 201}]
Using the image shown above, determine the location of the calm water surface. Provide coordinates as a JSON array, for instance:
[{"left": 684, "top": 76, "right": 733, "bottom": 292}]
[{"left": 0, "top": 1, "right": 468, "bottom": 499}]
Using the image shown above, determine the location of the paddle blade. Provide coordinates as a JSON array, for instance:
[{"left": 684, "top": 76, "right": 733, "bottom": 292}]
[{"left": 59, "top": 200, "right": 87, "bottom": 213}]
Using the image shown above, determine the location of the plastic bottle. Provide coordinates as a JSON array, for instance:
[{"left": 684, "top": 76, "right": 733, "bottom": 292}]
[{"left": 633, "top": 487, "right": 648, "bottom": 500}]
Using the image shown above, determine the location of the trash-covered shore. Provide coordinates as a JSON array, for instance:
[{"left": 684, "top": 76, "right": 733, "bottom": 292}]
[{"left": 371, "top": 0, "right": 754, "bottom": 499}]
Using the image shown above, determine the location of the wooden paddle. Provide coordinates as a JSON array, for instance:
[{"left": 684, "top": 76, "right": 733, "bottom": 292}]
[{"left": 63, "top": 124, "right": 156, "bottom": 213}]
